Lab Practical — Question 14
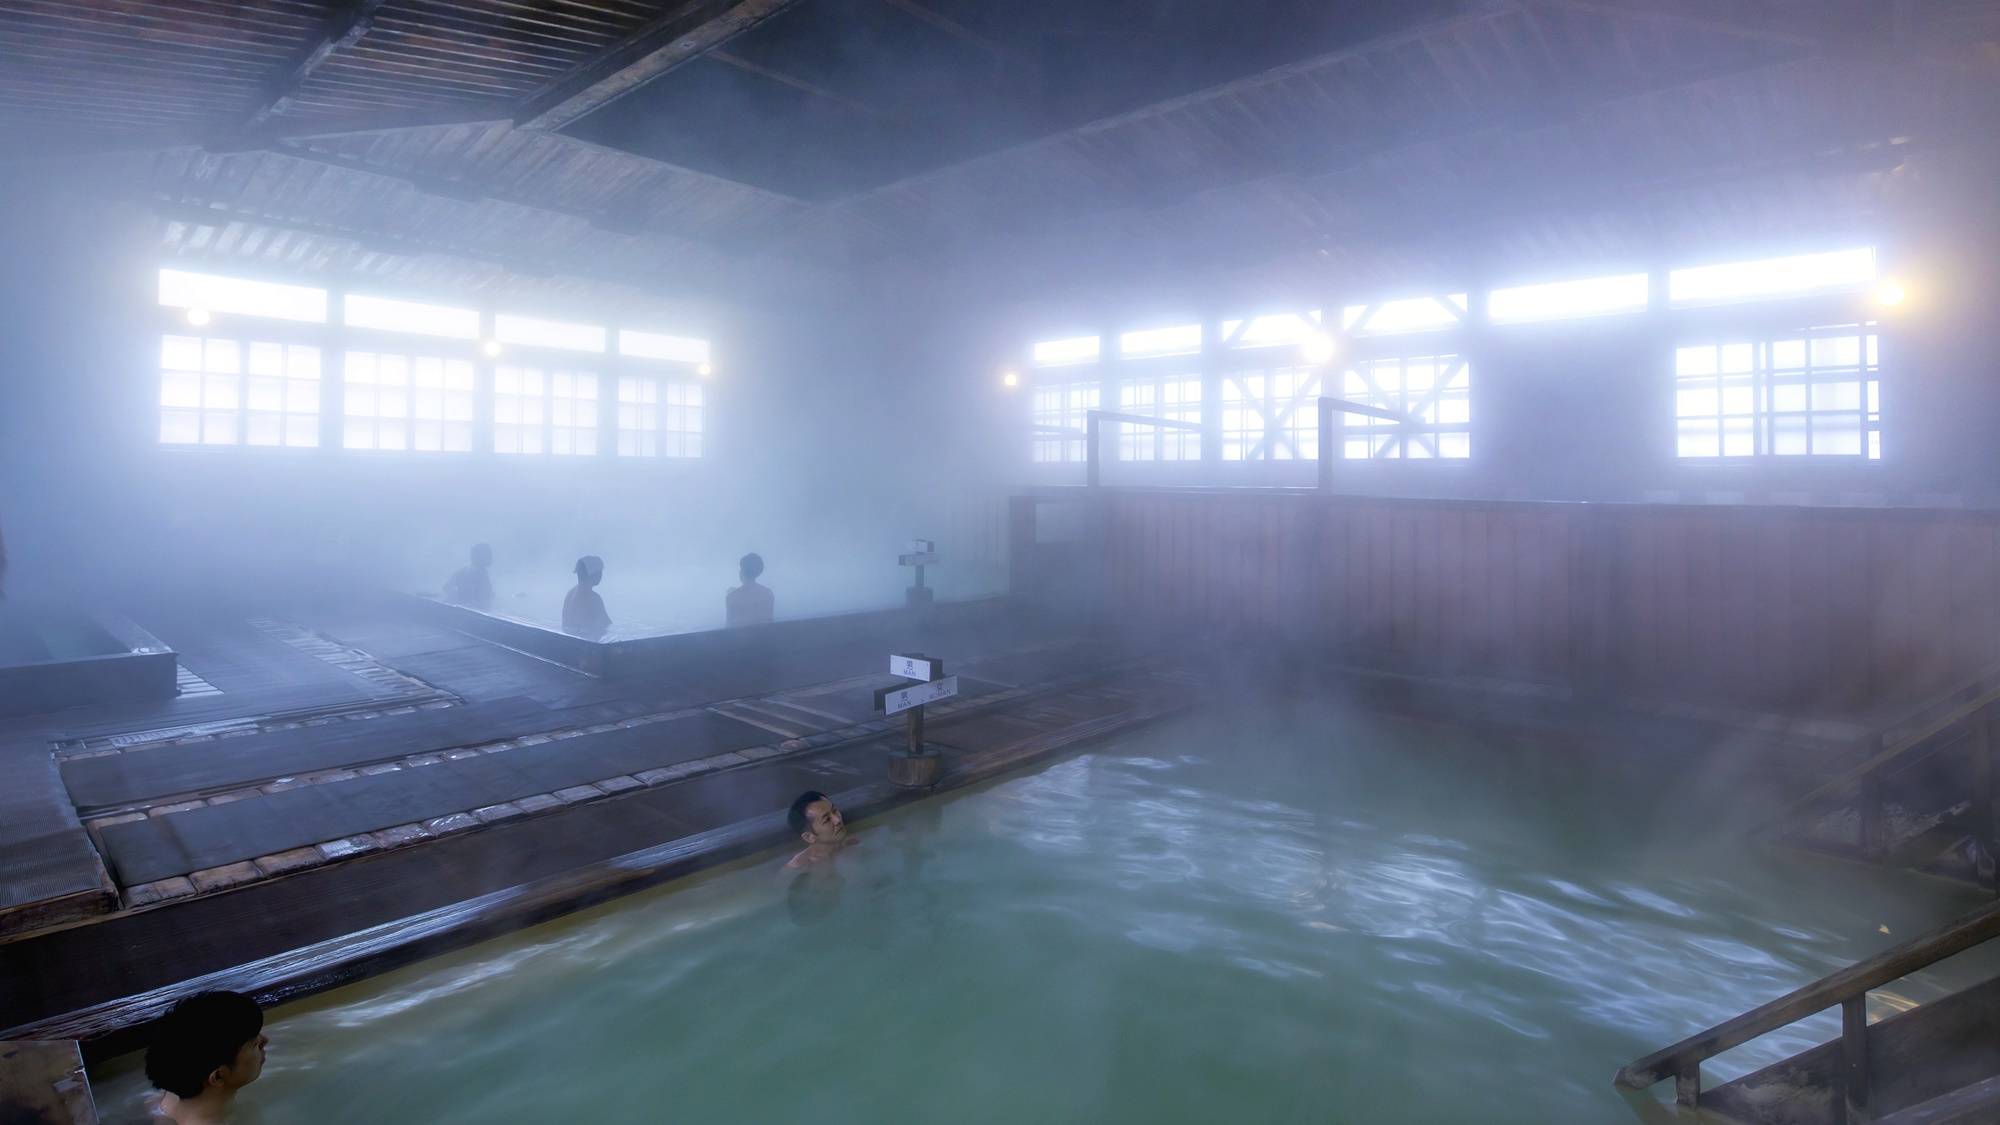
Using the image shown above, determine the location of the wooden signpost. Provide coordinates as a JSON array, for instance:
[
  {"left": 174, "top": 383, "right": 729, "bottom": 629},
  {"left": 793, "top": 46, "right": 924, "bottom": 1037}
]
[
  {"left": 876, "top": 651, "right": 950, "bottom": 787},
  {"left": 900, "top": 539, "right": 938, "bottom": 606}
]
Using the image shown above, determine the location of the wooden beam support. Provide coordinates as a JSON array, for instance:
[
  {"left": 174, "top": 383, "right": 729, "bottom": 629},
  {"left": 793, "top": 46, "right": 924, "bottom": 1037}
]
[
  {"left": 245, "top": 0, "right": 389, "bottom": 130},
  {"left": 515, "top": 0, "right": 808, "bottom": 132},
  {"left": 708, "top": 50, "right": 900, "bottom": 120},
  {"left": 876, "top": 0, "right": 1036, "bottom": 70}
]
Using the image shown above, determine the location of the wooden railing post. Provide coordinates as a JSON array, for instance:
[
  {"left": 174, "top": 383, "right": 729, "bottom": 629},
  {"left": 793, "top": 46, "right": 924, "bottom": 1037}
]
[
  {"left": 1860, "top": 769, "right": 1884, "bottom": 861},
  {"left": 1842, "top": 994, "right": 1870, "bottom": 1122},
  {"left": 1675, "top": 1065, "right": 1700, "bottom": 1108},
  {"left": 1976, "top": 706, "right": 1995, "bottom": 887}
]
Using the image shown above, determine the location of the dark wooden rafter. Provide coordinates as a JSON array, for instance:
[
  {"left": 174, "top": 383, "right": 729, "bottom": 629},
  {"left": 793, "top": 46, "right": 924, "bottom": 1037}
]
[
  {"left": 244, "top": 0, "right": 391, "bottom": 130},
  {"left": 876, "top": 0, "right": 1036, "bottom": 71},
  {"left": 514, "top": 0, "right": 809, "bottom": 131},
  {"left": 708, "top": 50, "right": 901, "bottom": 120}
]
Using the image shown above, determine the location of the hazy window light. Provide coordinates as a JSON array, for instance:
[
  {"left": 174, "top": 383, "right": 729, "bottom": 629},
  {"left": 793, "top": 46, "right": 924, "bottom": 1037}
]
[
  {"left": 550, "top": 371, "right": 599, "bottom": 456},
  {"left": 662, "top": 381, "right": 703, "bottom": 458},
  {"left": 1341, "top": 295, "right": 1467, "bottom": 336},
  {"left": 1675, "top": 323, "right": 1878, "bottom": 459},
  {"left": 158, "top": 268, "right": 328, "bottom": 323},
  {"left": 494, "top": 365, "right": 547, "bottom": 454},
  {"left": 1118, "top": 323, "right": 1202, "bottom": 358},
  {"left": 1031, "top": 381, "right": 1097, "bottom": 462},
  {"left": 1032, "top": 335, "right": 1100, "bottom": 366},
  {"left": 1669, "top": 247, "right": 1875, "bottom": 305},
  {"left": 347, "top": 350, "right": 471, "bottom": 451},
  {"left": 1223, "top": 312, "right": 1324, "bottom": 348},
  {"left": 1341, "top": 355, "right": 1470, "bottom": 459},
  {"left": 162, "top": 332, "right": 318, "bottom": 447},
  {"left": 343, "top": 294, "right": 481, "bottom": 339},
  {"left": 495, "top": 313, "right": 606, "bottom": 353},
  {"left": 617, "top": 376, "right": 659, "bottom": 457},
  {"left": 619, "top": 330, "right": 710, "bottom": 364},
  {"left": 1223, "top": 367, "right": 1322, "bottom": 460},
  {"left": 1488, "top": 274, "right": 1648, "bottom": 323},
  {"left": 1116, "top": 376, "right": 1201, "bottom": 461}
]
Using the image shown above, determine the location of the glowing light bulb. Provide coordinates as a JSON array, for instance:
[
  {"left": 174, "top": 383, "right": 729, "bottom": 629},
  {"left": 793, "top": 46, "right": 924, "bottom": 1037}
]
[
  {"left": 1875, "top": 282, "right": 1907, "bottom": 307},
  {"left": 1302, "top": 333, "right": 1336, "bottom": 363},
  {"left": 186, "top": 308, "right": 211, "bottom": 326},
  {"left": 482, "top": 340, "right": 503, "bottom": 357},
  {"left": 697, "top": 363, "right": 713, "bottom": 377},
  {"left": 1002, "top": 370, "right": 1019, "bottom": 388}
]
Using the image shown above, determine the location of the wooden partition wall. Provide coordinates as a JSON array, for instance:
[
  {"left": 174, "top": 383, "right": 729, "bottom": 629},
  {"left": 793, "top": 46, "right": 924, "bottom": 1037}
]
[{"left": 1041, "top": 490, "right": 2000, "bottom": 713}]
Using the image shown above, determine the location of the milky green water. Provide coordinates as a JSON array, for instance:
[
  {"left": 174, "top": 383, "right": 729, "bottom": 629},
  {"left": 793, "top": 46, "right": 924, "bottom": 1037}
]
[{"left": 93, "top": 706, "right": 1994, "bottom": 1123}]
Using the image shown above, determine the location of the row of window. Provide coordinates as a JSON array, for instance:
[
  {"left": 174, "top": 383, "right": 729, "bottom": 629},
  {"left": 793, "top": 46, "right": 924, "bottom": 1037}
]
[
  {"left": 158, "top": 269, "right": 712, "bottom": 363},
  {"left": 159, "top": 335, "right": 703, "bottom": 457},
  {"left": 1032, "top": 324, "right": 1878, "bottom": 463},
  {"left": 1029, "top": 247, "right": 1883, "bottom": 364}
]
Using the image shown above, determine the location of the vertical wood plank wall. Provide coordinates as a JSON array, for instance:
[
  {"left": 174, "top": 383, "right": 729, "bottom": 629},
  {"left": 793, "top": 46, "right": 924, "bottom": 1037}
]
[{"left": 1082, "top": 491, "right": 2000, "bottom": 712}]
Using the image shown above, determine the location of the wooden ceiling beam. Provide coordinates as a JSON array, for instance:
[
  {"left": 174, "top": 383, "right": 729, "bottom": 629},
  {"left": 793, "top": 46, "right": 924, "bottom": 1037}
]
[
  {"left": 876, "top": 0, "right": 1035, "bottom": 71},
  {"left": 513, "top": 0, "right": 808, "bottom": 132},
  {"left": 243, "top": 0, "right": 390, "bottom": 130},
  {"left": 708, "top": 50, "right": 901, "bottom": 121}
]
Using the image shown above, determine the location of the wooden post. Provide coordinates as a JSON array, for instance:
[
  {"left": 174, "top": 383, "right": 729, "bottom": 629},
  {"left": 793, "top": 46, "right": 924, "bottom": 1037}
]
[
  {"left": 1086, "top": 411, "right": 1101, "bottom": 488},
  {"left": 1843, "top": 993, "right": 1870, "bottom": 1123},
  {"left": 1317, "top": 396, "right": 1335, "bottom": 493},
  {"left": 907, "top": 700, "right": 924, "bottom": 756},
  {"left": 1675, "top": 1064, "right": 1700, "bottom": 1108},
  {"left": 1860, "top": 769, "right": 1884, "bottom": 861},
  {"left": 1975, "top": 707, "right": 1995, "bottom": 886}
]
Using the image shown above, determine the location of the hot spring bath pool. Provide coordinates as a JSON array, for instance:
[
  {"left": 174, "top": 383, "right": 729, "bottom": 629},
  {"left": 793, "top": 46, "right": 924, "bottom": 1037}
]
[{"left": 89, "top": 708, "right": 1995, "bottom": 1123}]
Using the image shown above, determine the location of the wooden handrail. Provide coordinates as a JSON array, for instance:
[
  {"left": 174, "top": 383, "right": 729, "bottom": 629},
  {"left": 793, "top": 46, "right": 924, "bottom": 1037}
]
[
  {"left": 1615, "top": 897, "right": 2000, "bottom": 1093},
  {"left": 1748, "top": 682, "right": 2000, "bottom": 841}
]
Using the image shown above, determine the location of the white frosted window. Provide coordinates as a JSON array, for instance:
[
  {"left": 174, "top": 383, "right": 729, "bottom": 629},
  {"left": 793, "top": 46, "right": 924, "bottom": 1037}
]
[
  {"left": 158, "top": 269, "right": 327, "bottom": 323},
  {"left": 1489, "top": 274, "right": 1649, "bottom": 323},
  {"left": 345, "top": 351, "right": 473, "bottom": 452},
  {"left": 1031, "top": 382, "right": 1098, "bottom": 462},
  {"left": 495, "top": 314, "right": 606, "bottom": 353},
  {"left": 161, "top": 334, "right": 320, "bottom": 447},
  {"left": 344, "top": 294, "right": 480, "bottom": 339},
  {"left": 662, "top": 381, "right": 703, "bottom": 458},
  {"left": 617, "top": 376, "right": 659, "bottom": 457},
  {"left": 494, "top": 366, "right": 547, "bottom": 454},
  {"left": 1676, "top": 324, "right": 1880, "bottom": 458},
  {"left": 1032, "top": 335, "right": 1100, "bottom": 366},
  {"left": 1222, "top": 367, "right": 1322, "bottom": 461},
  {"left": 1341, "top": 294, "right": 1467, "bottom": 336},
  {"left": 1119, "top": 323, "right": 1201, "bottom": 358},
  {"left": 551, "top": 371, "right": 599, "bottom": 456},
  {"left": 1340, "top": 355, "right": 1470, "bottom": 459},
  {"left": 1116, "top": 376, "right": 1201, "bottom": 461},
  {"left": 1670, "top": 248, "right": 1875, "bottom": 305},
  {"left": 1223, "top": 312, "right": 1322, "bottom": 348},
  {"left": 619, "top": 330, "right": 709, "bottom": 364}
]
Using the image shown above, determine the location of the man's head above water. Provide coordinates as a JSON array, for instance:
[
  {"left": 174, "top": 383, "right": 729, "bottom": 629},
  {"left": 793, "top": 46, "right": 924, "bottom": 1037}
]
[
  {"left": 145, "top": 990, "right": 267, "bottom": 1117},
  {"left": 787, "top": 790, "right": 845, "bottom": 846}
]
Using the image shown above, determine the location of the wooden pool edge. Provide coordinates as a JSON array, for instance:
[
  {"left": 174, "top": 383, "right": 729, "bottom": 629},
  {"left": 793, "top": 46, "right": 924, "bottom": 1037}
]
[{"left": 1, "top": 687, "right": 1194, "bottom": 1063}]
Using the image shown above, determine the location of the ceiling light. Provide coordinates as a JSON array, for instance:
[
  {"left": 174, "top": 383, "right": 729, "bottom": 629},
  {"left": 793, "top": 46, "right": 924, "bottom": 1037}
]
[
  {"left": 697, "top": 363, "right": 713, "bottom": 377},
  {"left": 186, "top": 308, "right": 211, "bottom": 326},
  {"left": 1302, "top": 334, "right": 1336, "bottom": 363},
  {"left": 482, "top": 340, "right": 503, "bottom": 357},
  {"left": 1875, "top": 282, "right": 1907, "bottom": 307},
  {"left": 1002, "top": 370, "right": 1019, "bottom": 388}
]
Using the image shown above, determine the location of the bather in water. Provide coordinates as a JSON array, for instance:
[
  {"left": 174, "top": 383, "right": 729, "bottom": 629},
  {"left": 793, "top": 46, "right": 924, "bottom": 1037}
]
[
  {"left": 562, "top": 555, "right": 610, "bottom": 640},
  {"left": 442, "top": 543, "right": 494, "bottom": 609},
  {"left": 725, "top": 551, "right": 774, "bottom": 626}
]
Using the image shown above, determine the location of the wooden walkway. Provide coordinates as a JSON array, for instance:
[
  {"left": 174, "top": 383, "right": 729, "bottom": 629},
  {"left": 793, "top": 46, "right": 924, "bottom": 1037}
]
[{"left": 0, "top": 600, "right": 1196, "bottom": 1053}]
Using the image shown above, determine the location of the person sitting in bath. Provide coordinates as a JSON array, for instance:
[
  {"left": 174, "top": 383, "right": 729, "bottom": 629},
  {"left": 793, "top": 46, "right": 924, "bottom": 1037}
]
[
  {"left": 442, "top": 542, "right": 495, "bottom": 608},
  {"left": 786, "top": 789, "right": 859, "bottom": 869},
  {"left": 726, "top": 551, "right": 774, "bottom": 626},
  {"left": 562, "top": 555, "right": 611, "bottom": 639},
  {"left": 143, "top": 990, "right": 268, "bottom": 1124}
]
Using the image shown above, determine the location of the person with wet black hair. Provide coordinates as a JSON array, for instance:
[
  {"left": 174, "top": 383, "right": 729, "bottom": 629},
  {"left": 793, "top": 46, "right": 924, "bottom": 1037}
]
[
  {"left": 143, "top": 990, "right": 267, "bottom": 1124},
  {"left": 562, "top": 555, "right": 610, "bottom": 639},
  {"left": 443, "top": 542, "right": 495, "bottom": 608},
  {"left": 725, "top": 551, "right": 774, "bottom": 626},
  {"left": 786, "top": 789, "right": 858, "bottom": 869}
]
